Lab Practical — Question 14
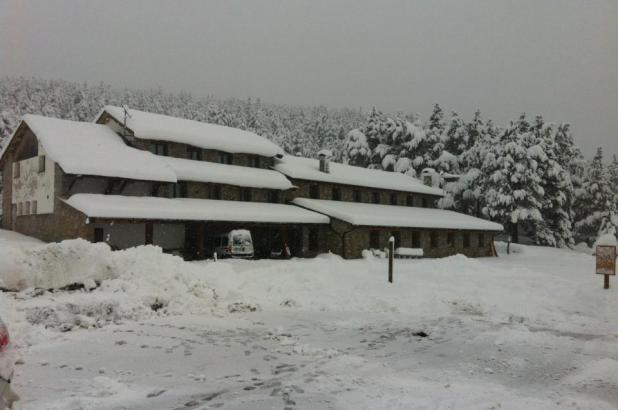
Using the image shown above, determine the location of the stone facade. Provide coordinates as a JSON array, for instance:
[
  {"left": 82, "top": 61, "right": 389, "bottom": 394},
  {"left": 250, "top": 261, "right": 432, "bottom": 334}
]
[
  {"left": 287, "top": 179, "right": 439, "bottom": 208},
  {"left": 324, "top": 218, "right": 494, "bottom": 259}
]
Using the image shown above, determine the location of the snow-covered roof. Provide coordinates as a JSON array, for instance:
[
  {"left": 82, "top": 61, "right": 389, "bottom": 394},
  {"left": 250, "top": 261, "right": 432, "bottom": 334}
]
[
  {"left": 162, "top": 157, "right": 294, "bottom": 190},
  {"left": 292, "top": 198, "right": 503, "bottom": 231},
  {"left": 100, "top": 106, "right": 284, "bottom": 158},
  {"left": 65, "top": 194, "right": 329, "bottom": 224},
  {"left": 274, "top": 156, "right": 445, "bottom": 196},
  {"left": 23, "top": 115, "right": 177, "bottom": 183}
]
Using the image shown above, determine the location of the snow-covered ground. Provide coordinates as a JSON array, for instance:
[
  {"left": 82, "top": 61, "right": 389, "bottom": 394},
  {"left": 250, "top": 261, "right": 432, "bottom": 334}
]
[{"left": 1, "top": 231, "right": 617, "bottom": 409}]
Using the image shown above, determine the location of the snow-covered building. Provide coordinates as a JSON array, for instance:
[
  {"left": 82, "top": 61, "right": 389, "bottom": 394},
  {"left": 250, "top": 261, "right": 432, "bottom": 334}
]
[
  {"left": 0, "top": 107, "right": 502, "bottom": 259},
  {"left": 274, "top": 155, "right": 503, "bottom": 258}
]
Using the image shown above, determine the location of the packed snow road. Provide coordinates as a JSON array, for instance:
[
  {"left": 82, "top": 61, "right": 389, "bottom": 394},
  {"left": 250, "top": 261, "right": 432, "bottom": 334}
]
[
  {"left": 15, "top": 310, "right": 618, "bottom": 409},
  {"left": 1, "top": 232, "right": 617, "bottom": 409}
]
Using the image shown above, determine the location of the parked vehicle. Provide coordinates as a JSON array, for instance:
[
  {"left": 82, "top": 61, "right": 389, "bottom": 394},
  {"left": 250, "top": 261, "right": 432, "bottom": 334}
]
[
  {"left": 214, "top": 229, "right": 254, "bottom": 259},
  {"left": 0, "top": 317, "right": 18, "bottom": 409}
]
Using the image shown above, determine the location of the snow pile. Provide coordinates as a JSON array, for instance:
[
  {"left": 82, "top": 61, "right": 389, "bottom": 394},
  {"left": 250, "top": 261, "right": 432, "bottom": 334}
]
[
  {"left": 0, "top": 230, "right": 44, "bottom": 290},
  {"left": 0, "top": 235, "right": 224, "bottom": 330},
  {"left": 594, "top": 232, "right": 617, "bottom": 247},
  {"left": 22, "top": 239, "right": 115, "bottom": 290},
  {"left": 16, "top": 245, "right": 224, "bottom": 330}
]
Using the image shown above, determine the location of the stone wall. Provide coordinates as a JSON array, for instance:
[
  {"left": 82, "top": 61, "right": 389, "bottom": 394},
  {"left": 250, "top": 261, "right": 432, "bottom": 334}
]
[
  {"left": 288, "top": 179, "right": 440, "bottom": 208},
  {"left": 326, "top": 218, "right": 494, "bottom": 259}
]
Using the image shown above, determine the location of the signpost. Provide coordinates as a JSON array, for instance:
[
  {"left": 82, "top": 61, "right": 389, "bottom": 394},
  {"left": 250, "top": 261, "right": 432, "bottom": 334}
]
[
  {"left": 596, "top": 245, "right": 616, "bottom": 289},
  {"left": 388, "top": 236, "right": 394, "bottom": 283}
]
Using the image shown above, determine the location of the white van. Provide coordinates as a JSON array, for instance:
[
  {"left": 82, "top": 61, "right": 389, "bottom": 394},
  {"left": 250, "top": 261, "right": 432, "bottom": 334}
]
[{"left": 214, "top": 229, "right": 254, "bottom": 259}]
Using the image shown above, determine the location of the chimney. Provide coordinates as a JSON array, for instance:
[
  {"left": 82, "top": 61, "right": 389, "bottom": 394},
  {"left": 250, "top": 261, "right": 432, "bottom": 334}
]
[
  {"left": 318, "top": 149, "right": 332, "bottom": 173},
  {"left": 421, "top": 168, "right": 440, "bottom": 187}
]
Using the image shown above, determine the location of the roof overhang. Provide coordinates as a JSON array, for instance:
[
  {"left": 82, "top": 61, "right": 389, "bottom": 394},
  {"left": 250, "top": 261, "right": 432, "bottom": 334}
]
[
  {"left": 292, "top": 198, "right": 503, "bottom": 231},
  {"left": 64, "top": 194, "right": 330, "bottom": 225}
]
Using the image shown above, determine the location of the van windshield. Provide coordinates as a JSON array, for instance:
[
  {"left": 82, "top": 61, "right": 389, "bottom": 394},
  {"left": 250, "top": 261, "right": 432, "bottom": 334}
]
[{"left": 232, "top": 233, "right": 252, "bottom": 246}]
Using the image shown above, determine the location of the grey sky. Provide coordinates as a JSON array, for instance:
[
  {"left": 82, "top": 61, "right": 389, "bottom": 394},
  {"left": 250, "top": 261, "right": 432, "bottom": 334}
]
[{"left": 1, "top": 0, "right": 616, "bottom": 158}]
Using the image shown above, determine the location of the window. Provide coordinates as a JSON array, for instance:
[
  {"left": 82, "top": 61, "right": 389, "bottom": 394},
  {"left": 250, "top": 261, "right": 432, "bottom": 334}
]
[
  {"left": 249, "top": 156, "right": 261, "bottom": 168},
  {"left": 173, "top": 182, "right": 187, "bottom": 198},
  {"left": 406, "top": 195, "right": 414, "bottom": 207},
  {"left": 150, "top": 143, "right": 168, "bottom": 156},
  {"left": 211, "top": 185, "right": 222, "bottom": 200},
  {"left": 308, "top": 228, "right": 319, "bottom": 251},
  {"left": 13, "top": 162, "right": 19, "bottom": 179},
  {"left": 94, "top": 228, "right": 104, "bottom": 243},
  {"left": 390, "top": 193, "right": 398, "bottom": 205},
  {"left": 463, "top": 232, "right": 470, "bottom": 248},
  {"left": 17, "top": 202, "right": 22, "bottom": 216},
  {"left": 422, "top": 197, "right": 430, "bottom": 208},
  {"left": 447, "top": 232, "right": 455, "bottom": 247},
  {"left": 31, "top": 200, "right": 37, "bottom": 214},
  {"left": 369, "top": 230, "right": 380, "bottom": 249},
  {"left": 269, "top": 190, "right": 280, "bottom": 203},
  {"left": 309, "top": 184, "right": 320, "bottom": 199},
  {"left": 478, "top": 233, "right": 485, "bottom": 247},
  {"left": 187, "top": 147, "right": 202, "bottom": 160},
  {"left": 430, "top": 232, "right": 439, "bottom": 248},
  {"left": 218, "top": 151, "right": 233, "bottom": 164},
  {"left": 241, "top": 188, "right": 252, "bottom": 201},
  {"left": 25, "top": 201, "right": 30, "bottom": 215},
  {"left": 372, "top": 192, "right": 380, "bottom": 204},
  {"left": 353, "top": 190, "right": 361, "bottom": 202},
  {"left": 412, "top": 231, "right": 421, "bottom": 248},
  {"left": 332, "top": 187, "right": 341, "bottom": 201},
  {"left": 38, "top": 155, "right": 46, "bottom": 173}
]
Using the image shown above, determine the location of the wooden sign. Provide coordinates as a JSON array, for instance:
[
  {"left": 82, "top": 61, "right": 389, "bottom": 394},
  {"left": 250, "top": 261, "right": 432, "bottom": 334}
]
[{"left": 596, "top": 245, "right": 616, "bottom": 276}]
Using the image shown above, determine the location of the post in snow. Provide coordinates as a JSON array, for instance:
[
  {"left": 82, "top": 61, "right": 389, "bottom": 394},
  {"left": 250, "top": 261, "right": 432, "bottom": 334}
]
[
  {"left": 388, "top": 235, "right": 395, "bottom": 283},
  {"left": 595, "top": 233, "right": 617, "bottom": 289}
]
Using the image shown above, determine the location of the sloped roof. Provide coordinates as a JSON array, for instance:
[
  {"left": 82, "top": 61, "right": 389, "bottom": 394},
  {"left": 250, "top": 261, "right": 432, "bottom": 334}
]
[
  {"left": 65, "top": 194, "right": 329, "bottom": 224},
  {"left": 292, "top": 198, "right": 503, "bottom": 231},
  {"left": 163, "top": 156, "right": 294, "bottom": 190},
  {"left": 22, "top": 115, "right": 177, "bottom": 182},
  {"left": 274, "top": 155, "right": 445, "bottom": 196},
  {"left": 99, "top": 105, "right": 284, "bottom": 158}
]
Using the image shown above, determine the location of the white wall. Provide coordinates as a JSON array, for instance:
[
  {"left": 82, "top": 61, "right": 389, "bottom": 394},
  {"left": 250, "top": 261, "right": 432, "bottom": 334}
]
[
  {"left": 95, "top": 223, "right": 145, "bottom": 249},
  {"left": 12, "top": 144, "right": 55, "bottom": 215},
  {"left": 93, "top": 222, "right": 185, "bottom": 251},
  {"left": 153, "top": 223, "right": 185, "bottom": 250}
]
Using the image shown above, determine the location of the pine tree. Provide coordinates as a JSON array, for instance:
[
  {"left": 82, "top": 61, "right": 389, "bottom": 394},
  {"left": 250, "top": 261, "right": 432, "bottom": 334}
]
[
  {"left": 574, "top": 148, "right": 618, "bottom": 244},
  {"left": 482, "top": 115, "right": 544, "bottom": 242}
]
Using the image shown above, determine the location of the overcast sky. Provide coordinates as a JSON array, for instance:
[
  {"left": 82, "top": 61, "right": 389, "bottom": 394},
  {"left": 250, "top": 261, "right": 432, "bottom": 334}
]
[{"left": 1, "top": 0, "right": 616, "bottom": 158}]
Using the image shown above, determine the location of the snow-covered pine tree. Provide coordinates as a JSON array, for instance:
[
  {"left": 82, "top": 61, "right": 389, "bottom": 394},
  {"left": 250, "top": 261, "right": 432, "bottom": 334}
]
[
  {"left": 440, "top": 113, "right": 495, "bottom": 215},
  {"left": 528, "top": 117, "right": 574, "bottom": 247},
  {"left": 574, "top": 147, "right": 618, "bottom": 244},
  {"left": 482, "top": 114, "right": 545, "bottom": 242},
  {"left": 343, "top": 129, "right": 372, "bottom": 167}
]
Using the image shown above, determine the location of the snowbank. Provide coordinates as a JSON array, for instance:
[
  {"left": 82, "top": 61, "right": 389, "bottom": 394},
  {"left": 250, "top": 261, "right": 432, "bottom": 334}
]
[{"left": 0, "top": 230, "right": 44, "bottom": 290}]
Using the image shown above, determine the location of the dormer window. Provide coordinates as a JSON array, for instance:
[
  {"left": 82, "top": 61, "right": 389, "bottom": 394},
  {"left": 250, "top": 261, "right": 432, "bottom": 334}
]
[{"left": 218, "top": 152, "right": 233, "bottom": 164}]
